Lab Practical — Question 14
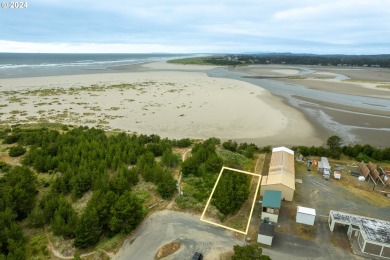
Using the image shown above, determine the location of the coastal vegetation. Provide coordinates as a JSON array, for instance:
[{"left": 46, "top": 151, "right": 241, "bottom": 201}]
[
  {"left": 1, "top": 124, "right": 389, "bottom": 259},
  {"left": 166, "top": 57, "right": 216, "bottom": 65},
  {"left": 0, "top": 125, "right": 188, "bottom": 258},
  {"left": 169, "top": 54, "right": 390, "bottom": 68}
]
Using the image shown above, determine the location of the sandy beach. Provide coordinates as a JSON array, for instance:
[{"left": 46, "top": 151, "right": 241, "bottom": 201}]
[
  {"left": 0, "top": 62, "right": 321, "bottom": 146},
  {"left": 2, "top": 62, "right": 389, "bottom": 146}
]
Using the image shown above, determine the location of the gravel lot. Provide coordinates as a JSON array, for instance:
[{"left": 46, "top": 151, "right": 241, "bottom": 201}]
[{"left": 113, "top": 210, "right": 244, "bottom": 260}]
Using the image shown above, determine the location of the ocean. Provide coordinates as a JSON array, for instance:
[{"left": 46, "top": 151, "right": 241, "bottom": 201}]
[{"left": 0, "top": 53, "right": 192, "bottom": 78}]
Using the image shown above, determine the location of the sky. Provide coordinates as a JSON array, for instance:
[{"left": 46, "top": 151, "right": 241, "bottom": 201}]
[{"left": 1, "top": 0, "right": 390, "bottom": 54}]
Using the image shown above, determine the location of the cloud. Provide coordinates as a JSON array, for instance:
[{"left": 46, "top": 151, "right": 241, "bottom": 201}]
[{"left": 0, "top": 0, "right": 389, "bottom": 54}]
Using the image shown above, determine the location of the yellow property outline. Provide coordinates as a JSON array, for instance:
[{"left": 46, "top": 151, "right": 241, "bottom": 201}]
[{"left": 200, "top": 166, "right": 262, "bottom": 235}]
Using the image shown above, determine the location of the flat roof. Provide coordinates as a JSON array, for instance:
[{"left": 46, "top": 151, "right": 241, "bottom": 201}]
[
  {"left": 262, "top": 190, "right": 282, "bottom": 208},
  {"left": 297, "top": 206, "right": 316, "bottom": 216},
  {"left": 258, "top": 222, "right": 275, "bottom": 237},
  {"left": 330, "top": 210, "right": 390, "bottom": 245}
]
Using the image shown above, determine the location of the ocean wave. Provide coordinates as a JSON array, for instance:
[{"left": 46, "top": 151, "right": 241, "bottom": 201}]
[{"left": 0, "top": 56, "right": 178, "bottom": 70}]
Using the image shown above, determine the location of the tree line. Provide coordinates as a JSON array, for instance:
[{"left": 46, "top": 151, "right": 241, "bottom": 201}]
[
  {"left": 197, "top": 54, "right": 390, "bottom": 68},
  {"left": 292, "top": 135, "right": 390, "bottom": 162}
]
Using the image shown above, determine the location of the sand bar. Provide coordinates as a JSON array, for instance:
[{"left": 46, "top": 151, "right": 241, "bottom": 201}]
[{"left": 0, "top": 64, "right": 322, "bottom": 146}]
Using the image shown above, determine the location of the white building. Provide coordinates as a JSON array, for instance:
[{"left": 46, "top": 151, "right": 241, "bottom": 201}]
[
  {"left": 296, "top": 206, "right": 316, "bottom": 226},
  {"left": 329, "top": 210, "right": 390, "bottom": 258}
]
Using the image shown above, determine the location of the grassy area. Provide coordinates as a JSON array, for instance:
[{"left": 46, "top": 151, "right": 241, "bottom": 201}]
[
  {"left": 377, "top": 84, "right": 390, "bottom": 89},
  {"left": 217, "top": 149, "right": 253, "bottom": 171},
  {"left": 176, "top": 175, "right": 217, "bottom": 212},
  {"left": 95, "top": 233, "right": 126, "bottom": 255},
  {"left": 25, "top": 231, "right": 50, "bottom": 259},
  {"left": 167, "top": 57, "right": 213, "bottom": 65}
]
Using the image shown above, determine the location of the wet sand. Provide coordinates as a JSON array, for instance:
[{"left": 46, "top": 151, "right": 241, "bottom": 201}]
[
  {"left": 0, "top": 64, "right": 322, "bottom": 146},
  {"left": 235, "top": 65, "right": 390, "bottom": 146},
  {"left": 280, "top": 78, "right": 390, "bottom": 98}
]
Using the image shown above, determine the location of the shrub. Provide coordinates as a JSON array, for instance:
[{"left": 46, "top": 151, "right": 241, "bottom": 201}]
[
  {"left": 175, "top": 138, "right": 191, "bottom": 148},
  {"left": 222, "top": 140, "right": 238, "bottom": 152},
  {"left": 8, "top": 145, "right": 27, "bottom": 157}
]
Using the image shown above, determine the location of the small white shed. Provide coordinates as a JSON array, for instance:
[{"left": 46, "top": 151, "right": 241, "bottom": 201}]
[
  {"left": 257, "top": 223, "right": 275, "bottom": 246},
  {"left": 296, "top": 206, "right": 316, "bottom": 226}
]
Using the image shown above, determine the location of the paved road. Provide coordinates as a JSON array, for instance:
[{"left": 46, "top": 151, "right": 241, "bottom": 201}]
[{"left": 113, "top": 210, "right": 244, "bottom": 260}]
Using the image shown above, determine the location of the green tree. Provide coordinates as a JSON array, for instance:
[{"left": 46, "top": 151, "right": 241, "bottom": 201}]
[
  {"left": 0, "top": 208, "right": 26, "bottom": 259},
  {"left": 8, "top": 145, "right": 27, "bottom": 157},
  {"left": 161, "top": 149, "right": 179, "bottom": 168},
  {"left": 175, "top": 138, "right": 191, "bottom": 148},
  {"left": 70, "top": 173, "right": 92, "bottom": 199},
  {"left": 222, "top": 140, "right": 238, "bottom": 152},
  {"left": 109, "top": 191, "right": 145, "bottom": 234},
  {"left": 27, "top": 206, "right": 45, "bottom": 228},
  {"left": 87, "top": 191, "right": 118, "bottom": 231},
  {"left": 212, "top": 170, "right": 249, "bottom": 216},
  {"left": 260, "top": 146, "right": 272, "bottom": 153},
  {"left": 0, "top": 166, "right": 37, "bottom": 219},
  {"left": 204, "top": 153, "right": 223, "bottom": 173},
  {"left": 109, "top": 169, "right": 130, "bottom": 195},
  {"left": 157, "top": 173, "right": 177, "bottom": 199},
  {"left": 51, "top": 197, "right": 78, "bottom": 238},
  {"left": 357, "top": 153, "right": 371, "bottom": 163},
  {"left": 327, "top": 135, "right": 343, "bottom": 151},
  {"left": 181, "top": 157, "right": 199, "bottom": 176},
  {"left": 0, "top": 161, "right": 11, "bottom": 173},
  {"left": 232, "top": 244, "right": 271, "bottom": 260},
  {"left": 74, "top": 207, "right": 101, "bottom": 248},
  {"left": 40, "top": 192, "right": 61, "bottom": 224}
]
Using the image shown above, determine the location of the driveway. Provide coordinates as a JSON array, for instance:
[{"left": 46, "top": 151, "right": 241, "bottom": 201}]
[{"left": 113, "top": 210, "right": 244, "bottom": 260}]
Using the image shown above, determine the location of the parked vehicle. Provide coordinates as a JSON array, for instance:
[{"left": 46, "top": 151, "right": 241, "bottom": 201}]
[{"left": 192, "top": 252, "right": 203, "bottom": 260}]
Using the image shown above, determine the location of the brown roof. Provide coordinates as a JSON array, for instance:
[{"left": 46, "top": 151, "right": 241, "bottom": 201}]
[
  {"left": 367, "top": 162, "right": 380, "bottom": 180},
  {"left": 358, "top": 162, "right": 370, "bottom": 177}
]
